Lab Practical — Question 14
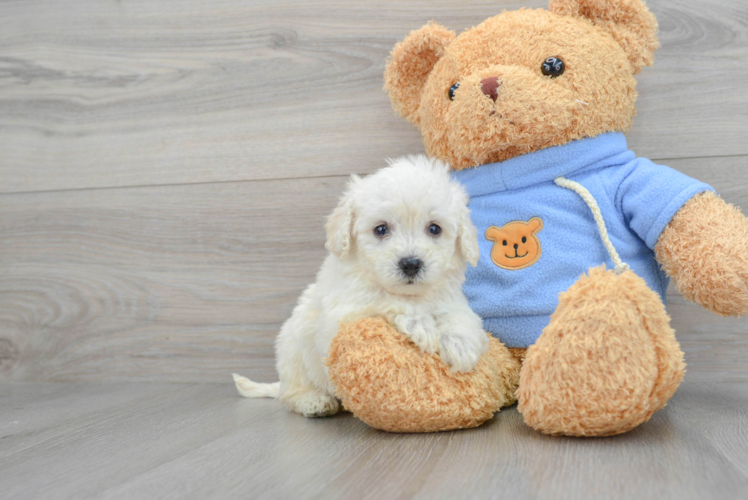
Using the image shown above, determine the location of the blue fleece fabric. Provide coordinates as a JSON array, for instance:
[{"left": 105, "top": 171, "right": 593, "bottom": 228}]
[{"left": 451, "top": 133, "right": 713, "bottom": 348}]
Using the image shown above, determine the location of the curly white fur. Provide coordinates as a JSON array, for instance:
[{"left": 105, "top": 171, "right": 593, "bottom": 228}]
[{"left": 233, "top": 155, "right": 487, "bottom": 417}]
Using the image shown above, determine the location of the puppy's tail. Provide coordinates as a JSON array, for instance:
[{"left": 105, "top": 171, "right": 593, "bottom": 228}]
[{"left": 232, "top": 373, "right": 280, "bottom": 398}]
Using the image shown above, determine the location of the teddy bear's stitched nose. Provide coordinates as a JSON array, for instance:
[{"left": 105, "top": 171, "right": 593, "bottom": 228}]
[{"left": 480, "top": 77, "right": 501, "bottom": 102}]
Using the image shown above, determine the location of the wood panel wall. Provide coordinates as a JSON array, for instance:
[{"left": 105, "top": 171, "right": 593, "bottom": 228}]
[{"left": 1, "top": 0, "right": 747, "bottom": 382}]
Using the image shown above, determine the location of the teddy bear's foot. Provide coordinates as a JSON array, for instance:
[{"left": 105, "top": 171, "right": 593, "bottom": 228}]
[{"left": 517, "top": 266, "right": 686, "bottom": 437}]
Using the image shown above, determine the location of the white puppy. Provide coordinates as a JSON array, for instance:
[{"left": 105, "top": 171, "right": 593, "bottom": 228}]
[{"left": 233, "top": 155, "right": 488, "bottom": 417}]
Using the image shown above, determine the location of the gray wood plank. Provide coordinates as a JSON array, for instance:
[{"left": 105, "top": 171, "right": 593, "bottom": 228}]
[
  {"left": 0, "top": 382, "right": 285, "bottom": 499},
  {"left": 0, "top": 382, "right": 185, "bottom": 457},
  {"left": 1, "top": 377, "right": 746, "bottom": 500},
  {"left": 0, "top": 175, "right": 347, "bottom": 382},
  {"left": 87, "top": 377, "right": 748, "bottom": 500},
  {"left": 666, "top": 381, "right": 748, "bottom": 480},
  {"left": 670, "top": 291, "right": 748, "bottom": 381},
  {"left": 0, "top": 0, "right": 746, "bottom": 193},
  {"left": 1, "top": 156, "right": 747, "bottom": 383}
]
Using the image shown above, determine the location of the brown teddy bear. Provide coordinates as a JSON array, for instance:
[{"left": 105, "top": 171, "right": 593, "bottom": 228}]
[{"left": 328, "top": 0, "right": 748, "bottom": 436}]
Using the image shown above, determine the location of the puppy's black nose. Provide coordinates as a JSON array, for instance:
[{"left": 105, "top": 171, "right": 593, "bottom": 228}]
[{"left": 399, "top": 257, "right": 422, "bottom": 278}]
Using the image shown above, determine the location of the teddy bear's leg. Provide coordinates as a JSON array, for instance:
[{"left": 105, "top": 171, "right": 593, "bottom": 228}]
[
  {"left": 516, "top": 266, "right": 685, "bottom": 437},
  {"left": 327, "top": 317, "right": 521, "bottom": 432}
]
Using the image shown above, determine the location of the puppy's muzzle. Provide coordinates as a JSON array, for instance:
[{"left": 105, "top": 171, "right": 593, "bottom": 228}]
[{"left": 399, "top": 257, "right": 422, "bottom": 278}]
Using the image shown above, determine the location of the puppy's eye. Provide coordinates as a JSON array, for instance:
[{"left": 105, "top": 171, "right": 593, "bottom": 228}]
[
  {"left": 502, "top": 240, "right": 508, "bottom": 246},
  {"left": 522, "top": 236, "right": 527, "bottom": 243},
  {"left": 374, "top": 224, "right": 389, "bottom": 237},
  {"left": 428, "top": 223, "right": 442, "bottom": 236},
  {"left": 448, "top": 83, "right": 460, "bottom": 101},
  {"left": 541, "top": 56, "right": 564, "bottom": 78}
]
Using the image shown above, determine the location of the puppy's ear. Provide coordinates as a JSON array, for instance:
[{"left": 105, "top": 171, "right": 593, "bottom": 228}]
[
  {"left": 459, "top": 221, "right": 480, "bottom": 267},
  {"left": 384, "top": 22, "right": 455, "bottom": 124},
  {"left": 325, "top": 176, "right": 359, "bottom": 259},
  {"left": 457, "top": 206, "right": 480, "bottom": 267},
  {"left": 550, "top": 0, "right": 659, "bottom": 73}
]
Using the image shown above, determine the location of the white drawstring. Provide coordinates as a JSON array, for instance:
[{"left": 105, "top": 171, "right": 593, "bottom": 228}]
[{"left": 554, "top": 176, "right": 630, "bottom": 274}]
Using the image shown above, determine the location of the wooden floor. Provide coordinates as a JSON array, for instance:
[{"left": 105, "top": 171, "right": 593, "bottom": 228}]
[
  {"left": 1, "top": 0, "right": 748, "bottom": 498},
  {"left": 2, "top": 372, "right": 748, "bottom": 500}
]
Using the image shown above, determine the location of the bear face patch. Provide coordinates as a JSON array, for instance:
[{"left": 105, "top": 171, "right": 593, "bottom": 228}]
[{"left": 485, "top": 217, "right": 543, "bottom": 270}]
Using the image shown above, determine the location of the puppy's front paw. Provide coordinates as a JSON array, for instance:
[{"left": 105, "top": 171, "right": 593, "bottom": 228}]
[
  {"left": 394, "top": 314, "right": 439, "bottom": 354},
  {"left": 439, "top": 331, "right": 489, "bottom": 373}
]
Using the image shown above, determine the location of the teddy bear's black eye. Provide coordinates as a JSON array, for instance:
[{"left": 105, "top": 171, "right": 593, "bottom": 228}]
[
  {"left": 502, "top": 240, "right": 508, "bottom": 246},
  {"left": 428, "top": 223, "right": 442, "bottom": 236},
  {"left": 374, "top": 224, "right": 389, "bottom": 237},
  {"left": 448, "top": 83, "right": 460, "bottom": 101},
  {"left": 541, "top": 57, "right": 565, "bottom": 78},
  {"left": 522, "top": 236, "right": 527, "bottom": 243}
]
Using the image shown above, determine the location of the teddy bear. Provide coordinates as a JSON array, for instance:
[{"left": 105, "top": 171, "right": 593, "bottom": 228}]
[{"left": 327, "top": 0, "right": 748, "bottom": 436}]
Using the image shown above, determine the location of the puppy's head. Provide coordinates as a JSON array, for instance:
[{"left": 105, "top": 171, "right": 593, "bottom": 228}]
[{"left": 326, "top": 156, "right": 479, "bottom": 296}]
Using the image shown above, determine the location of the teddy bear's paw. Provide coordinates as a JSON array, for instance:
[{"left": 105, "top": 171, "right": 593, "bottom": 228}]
[
  {"left": 695, "top": 263, "right": 748, "bottom": 317},
  {"left": 393, "top": 314, "right": 439, "bottom": 355},
  {"left": 517, "top": 266, "right": 685, "bottom": 437},
  {"left": 656, "top": 191, "right": 748, "bottom": 317},
  {"left": 292, "top": 390, "right": 340, "bottom": 418}
]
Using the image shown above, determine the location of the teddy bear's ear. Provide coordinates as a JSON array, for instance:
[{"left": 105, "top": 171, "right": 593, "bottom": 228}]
[
  {"left": 384, "top": 22, "right": 455, "bottom": 124},
  {"left": 549, "top": 0, "right": 659, "bottom": 73}
]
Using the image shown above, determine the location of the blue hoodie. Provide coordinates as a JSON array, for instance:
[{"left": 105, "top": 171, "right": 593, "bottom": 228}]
[{"left": 451, "top": 133, "right": 713, "bottom": 348}]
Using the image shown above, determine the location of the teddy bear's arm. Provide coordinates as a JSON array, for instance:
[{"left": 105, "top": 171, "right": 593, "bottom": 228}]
[{"left": 654, "top": 191, "right": 748, "bottom": 316}]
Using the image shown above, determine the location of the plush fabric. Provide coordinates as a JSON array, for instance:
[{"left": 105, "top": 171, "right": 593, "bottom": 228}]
[
  {"left": 656, "top": 191, "right": 748, "bottom": 317},
  {"left": 384, "top": 5, "right": 646, "bottom": 169},
  {"left": 451, "top": 132, "right": 712, "bottom": 348},
  {"left": 327, "top": 317, "right": 519, "bottom": 433},
  {"left": 384, "top": 22, "right": 455, "bottom": 125},
  {"left": 517, "top": 266, "right": 685, "bottom": 436},
  {"left": 548, "top": 0, "right": 659, "bottom": 73}
]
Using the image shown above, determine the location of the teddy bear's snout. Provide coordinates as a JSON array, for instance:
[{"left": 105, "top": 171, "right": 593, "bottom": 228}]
[{"left": 480, "top": 77, "right": 501, "bottom": 102}]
